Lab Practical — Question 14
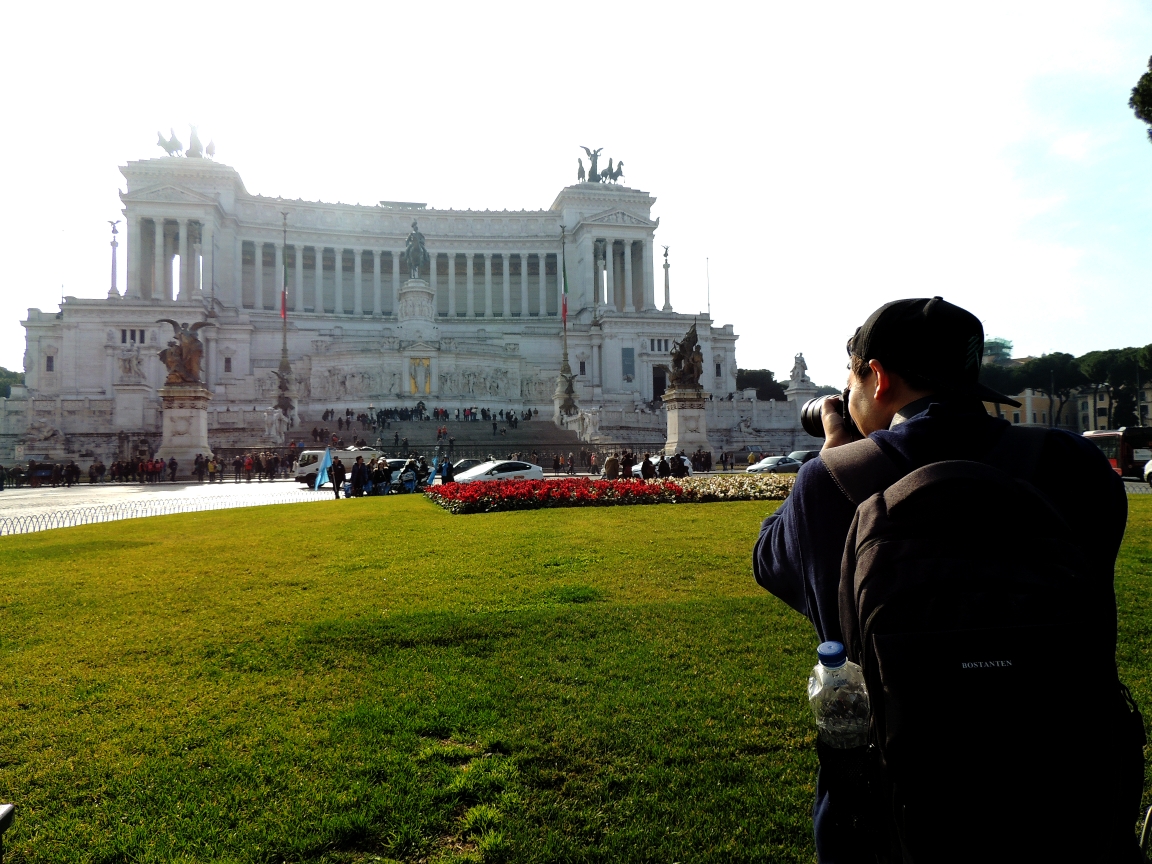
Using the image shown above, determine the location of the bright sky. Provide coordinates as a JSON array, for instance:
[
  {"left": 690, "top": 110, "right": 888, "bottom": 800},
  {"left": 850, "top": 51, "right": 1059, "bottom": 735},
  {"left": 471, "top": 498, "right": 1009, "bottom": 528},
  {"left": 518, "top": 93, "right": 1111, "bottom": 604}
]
[{"left": 2, "top": 1, "right": 1151, "bottom": 387}]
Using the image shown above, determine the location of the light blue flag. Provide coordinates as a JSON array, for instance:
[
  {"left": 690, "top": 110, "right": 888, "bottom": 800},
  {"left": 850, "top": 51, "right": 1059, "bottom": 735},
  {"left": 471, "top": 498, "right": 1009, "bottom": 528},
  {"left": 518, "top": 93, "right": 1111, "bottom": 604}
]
[{"left": 314, "top": 447, "right": 333, "bottom": 491}]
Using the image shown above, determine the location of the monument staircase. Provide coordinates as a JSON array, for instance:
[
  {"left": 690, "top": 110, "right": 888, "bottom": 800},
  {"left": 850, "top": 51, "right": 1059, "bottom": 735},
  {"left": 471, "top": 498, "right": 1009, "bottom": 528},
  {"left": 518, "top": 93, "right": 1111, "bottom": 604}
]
[{"left": 296, "top": 417, "right": 585, "bottom": 463}]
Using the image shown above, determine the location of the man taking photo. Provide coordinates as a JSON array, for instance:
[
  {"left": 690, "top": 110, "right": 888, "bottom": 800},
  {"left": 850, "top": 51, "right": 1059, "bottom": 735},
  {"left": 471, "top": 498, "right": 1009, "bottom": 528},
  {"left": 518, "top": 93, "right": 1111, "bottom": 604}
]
[{"left": 754, "top": 297, "right": 1143, "bottom": 863}]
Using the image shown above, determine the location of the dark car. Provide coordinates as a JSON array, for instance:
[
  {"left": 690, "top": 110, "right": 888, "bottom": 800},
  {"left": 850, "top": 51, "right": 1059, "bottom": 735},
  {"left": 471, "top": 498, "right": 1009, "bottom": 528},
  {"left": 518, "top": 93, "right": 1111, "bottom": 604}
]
[
  {"left": 747, "top": 455, "right": 802, "bottom": 474},
  {"left": 788, "top": 450, "right": 821, "bottom": 464},
  {"left": 453, "top": 458, "right": 482, "bottom": 474}
]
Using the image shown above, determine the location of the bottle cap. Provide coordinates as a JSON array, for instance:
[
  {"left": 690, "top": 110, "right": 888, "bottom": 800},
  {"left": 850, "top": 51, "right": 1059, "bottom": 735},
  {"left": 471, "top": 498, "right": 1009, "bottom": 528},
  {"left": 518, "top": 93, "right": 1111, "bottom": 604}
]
[{"left": 817, "top": 641, "right": 846, "bottom": 668}]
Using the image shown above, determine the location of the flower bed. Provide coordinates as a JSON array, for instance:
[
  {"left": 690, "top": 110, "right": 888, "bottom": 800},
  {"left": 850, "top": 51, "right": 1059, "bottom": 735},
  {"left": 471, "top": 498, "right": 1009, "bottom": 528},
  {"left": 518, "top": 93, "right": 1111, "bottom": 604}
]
[{"left": 424, "top": 474, "right": 794, "bottom": 515}]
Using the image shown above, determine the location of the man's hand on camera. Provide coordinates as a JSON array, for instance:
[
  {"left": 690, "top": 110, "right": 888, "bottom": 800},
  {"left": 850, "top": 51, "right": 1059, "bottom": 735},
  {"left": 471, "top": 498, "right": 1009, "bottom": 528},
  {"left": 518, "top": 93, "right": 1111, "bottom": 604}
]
[{"left": 821, "top": 395, "right": 860, "bottom": 449}]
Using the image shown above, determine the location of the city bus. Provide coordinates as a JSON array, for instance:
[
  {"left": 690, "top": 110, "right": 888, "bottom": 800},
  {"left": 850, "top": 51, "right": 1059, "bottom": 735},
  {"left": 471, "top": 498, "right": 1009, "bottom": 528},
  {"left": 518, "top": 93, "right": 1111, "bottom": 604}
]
[{"left": 1083, "top": 428, "right": 1152, "bottom": 478}]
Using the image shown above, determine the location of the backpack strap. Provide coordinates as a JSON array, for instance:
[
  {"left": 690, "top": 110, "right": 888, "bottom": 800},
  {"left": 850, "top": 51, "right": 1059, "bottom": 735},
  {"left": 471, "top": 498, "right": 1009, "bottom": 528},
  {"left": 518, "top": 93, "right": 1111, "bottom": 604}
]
[{"left": 820, "top": 438, "right": 905, "bottom": 506}]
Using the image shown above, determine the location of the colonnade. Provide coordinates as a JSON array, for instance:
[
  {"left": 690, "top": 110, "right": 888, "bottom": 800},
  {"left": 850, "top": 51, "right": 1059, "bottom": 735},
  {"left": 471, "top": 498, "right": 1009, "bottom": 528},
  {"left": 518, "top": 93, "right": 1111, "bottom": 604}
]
[
  {"left": 124, "top": 217, "right": 213, "bottom": 302},
  {"left": 590, "top": 237, "right": 655, "bottom": 313},
  {"left": 234, "top": 244, "right": 564, "bottom": 319},
  {"left": 123, "top": 217, "right": 656, "bottom": 319}
]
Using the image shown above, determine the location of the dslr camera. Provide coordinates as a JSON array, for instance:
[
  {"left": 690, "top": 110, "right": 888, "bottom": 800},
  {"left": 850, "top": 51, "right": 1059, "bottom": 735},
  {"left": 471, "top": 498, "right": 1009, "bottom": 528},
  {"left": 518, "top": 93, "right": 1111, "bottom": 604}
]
[{"left": 800, "top": 388, "right": 858, "bottom": 439}]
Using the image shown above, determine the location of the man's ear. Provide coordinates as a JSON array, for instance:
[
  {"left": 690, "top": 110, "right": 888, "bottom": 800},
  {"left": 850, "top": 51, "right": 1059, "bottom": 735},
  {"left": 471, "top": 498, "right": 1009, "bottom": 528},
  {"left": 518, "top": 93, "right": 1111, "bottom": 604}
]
[{"left": 868, "top": 359, "right": 893, "bottom": 402}]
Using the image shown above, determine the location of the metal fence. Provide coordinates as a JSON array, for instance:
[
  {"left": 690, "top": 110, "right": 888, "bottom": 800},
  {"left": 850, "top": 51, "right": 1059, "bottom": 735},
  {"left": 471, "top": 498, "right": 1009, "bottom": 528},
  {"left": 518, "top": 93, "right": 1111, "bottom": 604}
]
[{"left": 0, "top": 490, "right": 327, "bottom": 537}]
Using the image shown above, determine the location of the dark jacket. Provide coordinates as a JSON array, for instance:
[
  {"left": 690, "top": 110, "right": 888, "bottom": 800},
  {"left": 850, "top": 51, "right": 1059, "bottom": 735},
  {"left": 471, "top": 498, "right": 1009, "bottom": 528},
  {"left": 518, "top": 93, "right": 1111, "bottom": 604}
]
[{"left": 753, "top": 398, "right": 1127, "bottom": 862}]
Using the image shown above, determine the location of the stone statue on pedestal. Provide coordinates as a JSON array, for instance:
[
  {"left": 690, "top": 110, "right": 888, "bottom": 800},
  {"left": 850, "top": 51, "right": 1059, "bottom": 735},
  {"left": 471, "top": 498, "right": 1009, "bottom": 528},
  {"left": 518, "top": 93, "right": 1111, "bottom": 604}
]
[
  {"left": 668, "top": 323, "right": 704, "bottom": 391},
  {"left": 401, "top": 220, "right": 429, "bottom": 280},
  {"left": 156, "top": 319, "right": 214, "bottom": 384}
]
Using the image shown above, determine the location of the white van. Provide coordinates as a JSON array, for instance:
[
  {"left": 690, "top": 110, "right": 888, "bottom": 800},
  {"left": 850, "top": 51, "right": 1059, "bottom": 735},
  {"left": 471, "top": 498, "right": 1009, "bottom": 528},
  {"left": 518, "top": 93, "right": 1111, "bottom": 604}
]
[{"left": 295, "top": 447, "right": 387, "bottom": 487}]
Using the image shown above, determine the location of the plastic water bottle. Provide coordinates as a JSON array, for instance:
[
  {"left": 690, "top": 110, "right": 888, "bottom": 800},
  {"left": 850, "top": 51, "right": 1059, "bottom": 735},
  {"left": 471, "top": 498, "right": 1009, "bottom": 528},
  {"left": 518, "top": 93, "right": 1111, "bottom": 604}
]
[{"left": 808, "top": 641, "right": 870, "bottom": 749}]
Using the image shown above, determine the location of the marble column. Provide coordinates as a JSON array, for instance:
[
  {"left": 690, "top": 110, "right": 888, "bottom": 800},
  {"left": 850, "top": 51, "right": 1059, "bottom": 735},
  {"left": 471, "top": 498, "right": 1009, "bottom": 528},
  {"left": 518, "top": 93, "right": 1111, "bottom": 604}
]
[
  {"left": 154, "top": 219, "right": 166, "bottom": 302},
  {"left": 372, "top": 250, "right": 382, "bottom": 316},
  {"left": 126, "top": 218, "right": 141, "bottom": 298},
  {"left": 465, "top": 253, "right": 475, "bottom": 317},
  {"left": 353, "top": 248, "right": 363, "bottom": 315},
  {"left": 293, "top": 245, "right": 304, "bottom": 312},
  {"left": 175, "top": 220, "right": 191, "bottom": 301},
  {"left": 519, "top": 253, "right": 529, "bottom": 317},
  {"left": 253, "top": 241, "right": 264, "bottom": 309},
  {"left": 604, "top": 239, "right": 616, "bottom": 311},
  {"left": 391, "top": 251, "right": 400, "bottom": 315},
  {"left": 334, "top": 248, "right": 345, "bottom": 314},
  {"left": 201, "top": 222, "right": 214, "bottom": 300},
  {"left": 447, "top": 253, "right": 456, "bottom": 317},
  {"left": 501, "top": 254, "right": 510, "bottom": 317},
  {"left": 233, "top": 235, "right": 243, "bottom": 308},
  {"left": 623, "top": 240, "right": 635, "bottom": 313},
  {"left": 430, "top": 251, "right": 439, "bottom": 312},
  {"left": 314, "top": 247, "right": 324, "bottom": 313},
  {"left": 483, "top": 252, "right": 493, "bottom": 318},
  {"left": 642, "top": 241, "right": 656, "bottom": 310},
  {"left": 539, "top": 253, "right": 549, "bottom": 317}
]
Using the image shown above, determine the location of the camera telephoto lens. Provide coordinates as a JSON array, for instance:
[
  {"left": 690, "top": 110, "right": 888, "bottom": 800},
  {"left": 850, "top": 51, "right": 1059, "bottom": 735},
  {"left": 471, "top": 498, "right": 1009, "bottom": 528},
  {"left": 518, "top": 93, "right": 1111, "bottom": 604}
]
[
  {"left": 800, "top": 397, "right": 828, "bottom": 438},
  {"left": 800, "top": 390, "right": 858, "bottom": 440}
]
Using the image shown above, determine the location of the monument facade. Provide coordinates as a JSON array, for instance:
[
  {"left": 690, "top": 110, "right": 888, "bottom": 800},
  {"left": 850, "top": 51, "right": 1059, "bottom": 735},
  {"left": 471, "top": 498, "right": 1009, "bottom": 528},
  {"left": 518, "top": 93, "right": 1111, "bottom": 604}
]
[{"left": 0, "top": 138, "right": 821, "bottom": 461}]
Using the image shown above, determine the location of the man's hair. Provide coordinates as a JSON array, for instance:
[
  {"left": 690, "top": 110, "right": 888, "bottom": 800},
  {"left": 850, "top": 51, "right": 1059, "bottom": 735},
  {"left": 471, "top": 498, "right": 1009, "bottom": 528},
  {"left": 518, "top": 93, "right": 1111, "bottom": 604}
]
[{"left": 850, "top": 353, "right": 933, "bottom": 392}]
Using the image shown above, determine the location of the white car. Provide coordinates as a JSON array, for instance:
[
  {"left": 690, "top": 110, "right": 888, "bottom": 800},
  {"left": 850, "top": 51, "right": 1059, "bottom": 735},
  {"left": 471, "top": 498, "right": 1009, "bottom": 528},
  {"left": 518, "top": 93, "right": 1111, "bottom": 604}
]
[
  {"left": 453, "top": 460, "right": 544, "bottom": 484},
  {"left": 630, "top": 454, "right": 693, "bottom": 477}
]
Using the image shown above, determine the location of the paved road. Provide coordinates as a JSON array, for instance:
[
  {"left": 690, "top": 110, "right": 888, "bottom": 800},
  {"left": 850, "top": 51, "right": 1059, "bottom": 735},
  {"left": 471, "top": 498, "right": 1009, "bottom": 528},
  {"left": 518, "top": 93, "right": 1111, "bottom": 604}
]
[{"left": 0, "top": 478, "right": 319, "bottom": 520}]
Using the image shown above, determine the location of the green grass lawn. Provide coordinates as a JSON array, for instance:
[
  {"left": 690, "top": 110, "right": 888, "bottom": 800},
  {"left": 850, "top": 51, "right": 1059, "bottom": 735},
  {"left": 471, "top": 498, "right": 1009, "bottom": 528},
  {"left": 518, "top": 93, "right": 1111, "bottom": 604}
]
[{"left": 1, "top": 495, "right": 1150, "bottom": 863}]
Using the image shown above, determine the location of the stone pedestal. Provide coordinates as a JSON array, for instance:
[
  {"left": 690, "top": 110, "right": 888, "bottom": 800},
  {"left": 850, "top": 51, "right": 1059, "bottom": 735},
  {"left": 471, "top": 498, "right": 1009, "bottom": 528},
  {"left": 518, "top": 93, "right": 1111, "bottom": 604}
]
[
  {"left": 156, "top": 385, "right": 213, "bottom": 476},
  {"left": 398, "top": 278, "right": 438, "bottom": 343},
  {"left": 663, "top": 387, "right": 711, "bottom": 457}
]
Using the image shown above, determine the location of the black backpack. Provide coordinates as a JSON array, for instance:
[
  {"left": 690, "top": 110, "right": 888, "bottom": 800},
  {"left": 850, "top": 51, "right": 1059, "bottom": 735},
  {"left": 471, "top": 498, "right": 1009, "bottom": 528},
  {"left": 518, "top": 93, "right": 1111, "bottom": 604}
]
[{"left": 821, "top": 427, "right": 1145, "bottom": 864}]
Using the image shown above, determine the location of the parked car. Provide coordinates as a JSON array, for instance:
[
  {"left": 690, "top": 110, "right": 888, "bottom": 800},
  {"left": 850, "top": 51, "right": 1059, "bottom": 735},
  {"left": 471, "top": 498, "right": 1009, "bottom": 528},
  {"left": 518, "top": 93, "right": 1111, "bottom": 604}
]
[
  {"left": 453, "top": 460, "right": 544, "bottom": 484},
  {"left": 630, "top": 454, "right": 693, "bottom": 477},
  {"left": 452, "top": 458, "right": 483, "bottom": 474},
  {"left": 788, "top": 450, "right": 821, "bottom": 464},
  {"left": 747, "top": 455, "right": 802, "bottom": 474}
]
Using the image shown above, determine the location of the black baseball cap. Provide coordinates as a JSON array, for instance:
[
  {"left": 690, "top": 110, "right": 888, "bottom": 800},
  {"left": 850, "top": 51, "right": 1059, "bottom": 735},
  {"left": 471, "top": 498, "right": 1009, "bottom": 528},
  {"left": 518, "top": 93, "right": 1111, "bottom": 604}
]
[{"left": 847, "top": 297, "right": 1022, "bottom": 408}]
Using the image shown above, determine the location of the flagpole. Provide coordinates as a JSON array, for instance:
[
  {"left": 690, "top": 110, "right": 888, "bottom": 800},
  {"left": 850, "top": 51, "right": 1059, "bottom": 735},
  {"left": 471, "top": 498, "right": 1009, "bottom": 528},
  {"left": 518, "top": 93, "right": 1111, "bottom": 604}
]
[{"left": 553, "top": 224, "right": 578, "bottom": 419}]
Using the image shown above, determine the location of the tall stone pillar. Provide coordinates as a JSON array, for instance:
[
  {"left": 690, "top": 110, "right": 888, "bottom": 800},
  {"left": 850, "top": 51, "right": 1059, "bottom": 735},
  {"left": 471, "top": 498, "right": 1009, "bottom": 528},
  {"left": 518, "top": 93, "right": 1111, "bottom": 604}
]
[
  {"left": 519, "top": 253, "right": 529, "bottom": 317},
  {"left": 372, "top": 250, "right": 382, "bottom": 316},
  {"left": 663, "top": 249, "right": 673, "bottom": 311},
  {"left": 334, "top": 248, "right": 345, "bottom": 315},
  {"left": 314, "top": 247, "right": 325, "bottom": 313},
  {"left": 294, "top": 245, "right": 304, "bottom": 311},
  {"left": 154, "top": 219, "right": 166, "bottom": 302},
  {"left": 353, "top": 248, "right": 363, "bottom": 315},
  {"left": 125, "top": 218, "right": 141, "bottom": 298},
  {"left": 233, "top": 235, "right": 243, "bottom": 308},
  {"left": 429, "top": 251, "right": 439, "bottom": 311},
  {"left": 447, "top": 253, "right": 456, "bottom": 317},
  {"left": 501, "top": 254, "right": 510, "bottom": 317},
  {"left": 202, "top": 222, "right": 214, "bottom": 300},
  {"left": 179, "top": 219, "right": 194, "bottom": 300},
  {"left": 483, "top": 252, "right": 493, "bottom": 318},
  {"left": 539, "top": 253, "right": 549, "bottom": 317},
  {"left": 465, "top": 253, "right": 475, "bottom": 317},
  {"left": 391, "top": 251, "right": 401, "bottom": 315},
  {"left": 623, "top": 240, "right": 635, "bottom": 313},
  {"left": 254, "top": 241, "right": 264, "bottom": 310}
]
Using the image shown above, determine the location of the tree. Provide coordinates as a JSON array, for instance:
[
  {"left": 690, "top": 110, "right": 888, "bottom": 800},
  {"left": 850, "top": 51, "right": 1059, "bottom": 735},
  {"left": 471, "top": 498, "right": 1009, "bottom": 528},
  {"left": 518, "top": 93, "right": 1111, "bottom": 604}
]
[
  {"left": 1130, "top": 56, "right": 1152, "bottom": 143},
  {"left": 1017, "top": 353, "right": 1087, "bottom": 426},
  {"left": 735, "top": 369, "right": 787, "bottom": 401},
  {"left": 0, "top": 365, "right": 23, "bottom": 399}
]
